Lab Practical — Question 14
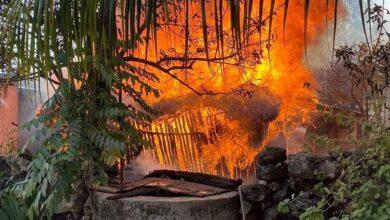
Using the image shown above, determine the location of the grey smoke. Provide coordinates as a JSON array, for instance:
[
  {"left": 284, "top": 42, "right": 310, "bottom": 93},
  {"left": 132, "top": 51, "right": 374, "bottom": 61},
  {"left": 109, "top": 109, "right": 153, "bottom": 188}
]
[{"left": 153, "top": 86, "right": 280, "bottom": 123}]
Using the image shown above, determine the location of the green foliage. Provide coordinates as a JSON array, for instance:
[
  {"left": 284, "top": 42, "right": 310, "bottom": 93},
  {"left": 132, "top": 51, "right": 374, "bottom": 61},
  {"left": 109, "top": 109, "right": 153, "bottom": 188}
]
[
  {"left": 0, "top": 192, "right": 27, "bottom": 220},
  {"left": 293, "top": 13, "right": 390, "bottom": 213},
  {"left": 5, "top": 150, "right": 79, "bottom": 218},
  {"left": 299, "top": 207, "right": 325, "bottom": 220},
  {"left": 304, "top": 134, "right": 339, "bottom": 152},
  {"left": 299, "top": 131, "right": 390, "bottom": 219},
  {"left": 1, "top": 0, "right": 161, "bottom": 218},
  {"left": 277, "top": 198, "right": 291, "bottom": 214}
]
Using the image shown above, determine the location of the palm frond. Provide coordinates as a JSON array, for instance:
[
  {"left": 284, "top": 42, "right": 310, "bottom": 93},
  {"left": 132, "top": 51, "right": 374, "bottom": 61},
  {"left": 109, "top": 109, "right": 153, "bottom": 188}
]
[
  {"left": 332, "top": 0, "right": 339, "bottom": 62},
  {"left": 367, "top": 0, "right": 372, "bottom": 43},
  {"left": 200, "top": 0, "right": 209, "bottom": 60},
  {"left": 282, "top": 0, "right": 289, "bottom": 44},
  {"left": 359, "top": 0, "right": 371, "bottom": 49},
  {"left": 304, "top": 0, "right": 310, "bottom": 65},
  {"left": 267, "top": 0, "right": 275, "bottom": 60},
  {"left": 258, "top": 0, "right": 264, "bottom": 43}
]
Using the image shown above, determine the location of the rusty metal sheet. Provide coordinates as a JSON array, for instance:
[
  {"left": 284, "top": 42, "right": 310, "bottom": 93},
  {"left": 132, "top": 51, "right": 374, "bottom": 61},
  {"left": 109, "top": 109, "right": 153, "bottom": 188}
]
[{"left": 94, "top": 177, "right": 230, "bottom": 199}]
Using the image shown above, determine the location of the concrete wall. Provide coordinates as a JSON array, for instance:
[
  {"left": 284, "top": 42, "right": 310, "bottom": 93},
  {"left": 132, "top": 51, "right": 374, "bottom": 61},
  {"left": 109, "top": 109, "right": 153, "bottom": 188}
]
[
  {"left": 92, "top": 191, "right": 240, "bottom": 220},
  {"left": 0, "top": 84, "right": 19, "bottom": 154}
]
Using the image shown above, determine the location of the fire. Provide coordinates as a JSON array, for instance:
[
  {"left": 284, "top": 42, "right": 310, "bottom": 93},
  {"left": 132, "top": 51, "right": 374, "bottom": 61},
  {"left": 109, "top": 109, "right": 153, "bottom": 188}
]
[{"left": 126, "top": 1, "right": 339, "bottom": 179}]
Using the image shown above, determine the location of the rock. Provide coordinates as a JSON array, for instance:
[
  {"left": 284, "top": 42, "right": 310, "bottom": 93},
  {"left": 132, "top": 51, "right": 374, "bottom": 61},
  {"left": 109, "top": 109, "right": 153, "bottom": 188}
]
[
  {"left": 288, "top": 153, "right": 340, "bottom": 191},
  {"left": 5, "top": 154, "right": 30, "bottom": 174},
  {"left": 0, "top": 176, "right": 9, "bottom": 191},
  {"left": 273, "top": 183, "right": 289, "bottom": 202},
  {"left": 246, "top": 204, "right": 263, "bottom": 220},
  {"left": 257, "top": 162, "right": 288, "bottom": 182},
  {"left": 241, "top": 184, "right": 271, "bottom": 204},
  {"left": 288, "top": 153, "right": 340, "bottom": 180},
  {"left": 53, "top": 212, "right": 80, "bottom": 220},
  {"left": 262, "top": 205, "right": 279, "bottom": 220},
  {"left": 268, "top": 182, "right": 281, "bottom": 192},
  {"left": 82, "top": 194, "right": 93, "bottom": 220},
  {"left": 0, "top": 156, "right": 11, "bottom": 190},
  {"left": 240, "top": 201, "right": 252, "bottom": 217},
  {"left": 289, "top": 191, "right": 321, "bottom": 218},
  {"left": 56, "top": 200, "right": 75, "bottom": 215},
  {"left": 257, "top": 147, "right": 287, "bottom": 165},
  {"left": 260, "top": 200, "right": 274, "bottom": 210},
  {"left": 0, "top": 156, "right": 11, "bottom": 172}
]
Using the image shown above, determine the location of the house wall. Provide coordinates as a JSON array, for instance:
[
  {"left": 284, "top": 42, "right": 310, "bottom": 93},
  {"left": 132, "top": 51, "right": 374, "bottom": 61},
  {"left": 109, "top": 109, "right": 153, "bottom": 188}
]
[{"left": 0, "top": 84, "right": 19, "bottom": 154}]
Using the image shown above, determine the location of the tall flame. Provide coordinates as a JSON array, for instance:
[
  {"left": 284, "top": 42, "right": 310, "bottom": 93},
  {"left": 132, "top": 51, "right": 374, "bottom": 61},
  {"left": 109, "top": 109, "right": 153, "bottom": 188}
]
[{"left": 127, "top": 0, "right": 339, "bottom": 178}]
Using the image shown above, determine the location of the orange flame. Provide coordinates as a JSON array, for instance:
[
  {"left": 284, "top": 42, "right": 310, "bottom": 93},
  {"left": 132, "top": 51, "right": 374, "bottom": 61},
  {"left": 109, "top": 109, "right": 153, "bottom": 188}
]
[{"left": 127, "top": 0, "right": 339, "bottom": 178}]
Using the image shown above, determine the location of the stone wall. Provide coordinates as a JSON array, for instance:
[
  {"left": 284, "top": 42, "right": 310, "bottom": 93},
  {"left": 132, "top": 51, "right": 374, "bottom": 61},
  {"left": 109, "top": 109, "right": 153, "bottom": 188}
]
[{"left": 241, "top": 147, "right": 341, "bottom": 220}]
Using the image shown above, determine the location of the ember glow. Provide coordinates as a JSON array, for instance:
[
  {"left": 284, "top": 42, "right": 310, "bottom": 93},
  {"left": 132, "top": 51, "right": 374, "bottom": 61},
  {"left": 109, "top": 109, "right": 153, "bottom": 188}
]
[{"left": 126, "top": 0, "right": 339, "bottom": 179}]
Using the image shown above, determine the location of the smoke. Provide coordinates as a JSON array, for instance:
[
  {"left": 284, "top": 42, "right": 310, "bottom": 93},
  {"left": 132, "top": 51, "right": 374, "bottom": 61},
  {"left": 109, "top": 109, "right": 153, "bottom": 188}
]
[
  {"left": 264, "top": 126, "right": 307, "bottom": 154},
  {"left": 265, "top": 133, "right": 287, "bottom": 148},
  {"left": 286, "top": 126, "right": 307, "bottom": 154},
  {"left": 153, "top": 86, "right": 280, "bottom": 123},
  {"left": 125, "top": 150, "right": 174, "bottom": 181}
]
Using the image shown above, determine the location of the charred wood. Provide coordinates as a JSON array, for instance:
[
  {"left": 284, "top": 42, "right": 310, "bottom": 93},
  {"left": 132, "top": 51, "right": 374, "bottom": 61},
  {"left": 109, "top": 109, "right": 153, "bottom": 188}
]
[{"left": 144, "top": 169, "right": 242, "bottom": 189}]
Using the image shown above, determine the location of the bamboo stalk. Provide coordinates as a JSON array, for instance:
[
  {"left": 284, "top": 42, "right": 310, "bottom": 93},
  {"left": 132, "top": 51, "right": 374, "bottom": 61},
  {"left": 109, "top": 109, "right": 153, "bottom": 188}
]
[
  {"left": 167, "top": 121, "right": 179, "bottom": 169},
  {"left": 177, "top": 115, "right": 191, "bottom": 170},
  {"left": 188, "top": 112, "right": 200, "bottom": 172},
  {"left": 159, "top": 123, "right": 173, "bottom": 168},
  {"left": 183, "top": 112, "right": 196, "bottom": 170},
  {"left": 174, "top": 119, "right": 189, "bottom": 170},
  {"left": 154, "top": 125, "right": 167, "bottom": 166}
]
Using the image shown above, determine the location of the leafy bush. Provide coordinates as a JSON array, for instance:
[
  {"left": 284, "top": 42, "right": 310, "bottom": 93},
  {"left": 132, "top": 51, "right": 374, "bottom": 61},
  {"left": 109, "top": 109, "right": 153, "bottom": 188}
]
[
  {"left": 0, "top": 192, "right": 27, "bottom": 220},
  {"left": 299, "top": 130, "right": 390, "bottom": 219}
]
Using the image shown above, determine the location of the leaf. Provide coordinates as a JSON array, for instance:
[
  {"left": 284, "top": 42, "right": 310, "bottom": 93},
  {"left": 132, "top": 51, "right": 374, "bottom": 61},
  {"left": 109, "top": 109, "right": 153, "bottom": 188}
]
[
  {"left": 359, "top": 0, "right": 371, "bottom": 48},
  {"left": 246, "top": 0, "right": 253, "bottom": 45},
  {"left": 304, "top": 0, "right": 310, "bottom": 66},
  {"left": 161, "top": 0, "right": 169, "bottom": 23},
  {"left": 200, "top": 0, "right": 209, "bottom": 60},
  {"left": 213, "top": 0, "right": 220, "bottom": 53},
  {"left": 41, "top": 178, "right": 48, "bottom": 197},
  {"left": 367, "top": 0, "right": 372, "bottom": 43},
  {"left": 325, "top": 0, "right": 329, "bottom": 28},
  {"left": 32, "top": 119, "right": 39, "bottom": 128},
  {"left": 219, "top": 0, "right": 224, "bottom": 57},
  {"left": 184, "top": 0, "right": 189, "bottom": 68},
  {"left": 378, "top": 164, "right": 390, "bottom": 183},
  {"left": 282, "top": 0, "right": 289, "bottom": 44},
  {"left": 277, "top": 201, "right": 290, "bottom": 214},
  {"left": 332, "top": 0, "right": 339, "bottom": 62},
  {"left": 267, "top": 0, "right": 275, "bottom": 60}
]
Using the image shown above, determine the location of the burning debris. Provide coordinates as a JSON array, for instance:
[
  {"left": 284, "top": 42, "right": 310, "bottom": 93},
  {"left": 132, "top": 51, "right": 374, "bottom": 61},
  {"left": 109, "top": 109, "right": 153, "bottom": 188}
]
[
  {"left": 153, "top": 86, "right": 280, "bottom": 123},
  {"left": 94, "top": 169, "right": 242, "bottom": 199},
  {"left": 153, "top": 85, "right": 280, "bottom": 145},
  {"left": 127, "top": 86, "right": 280, "bottom": 179}
]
